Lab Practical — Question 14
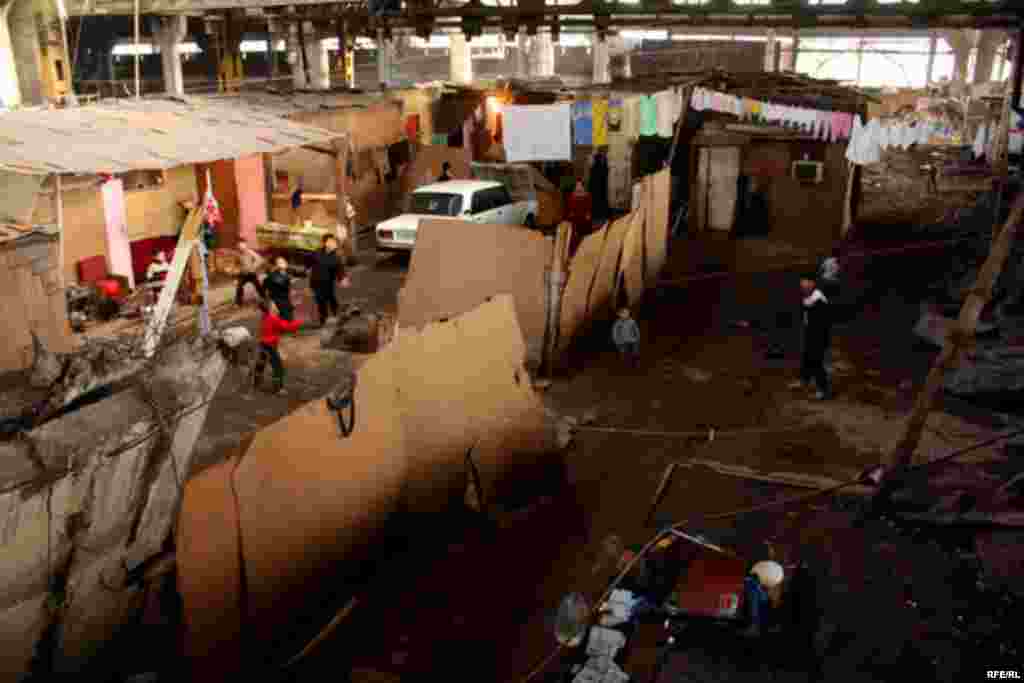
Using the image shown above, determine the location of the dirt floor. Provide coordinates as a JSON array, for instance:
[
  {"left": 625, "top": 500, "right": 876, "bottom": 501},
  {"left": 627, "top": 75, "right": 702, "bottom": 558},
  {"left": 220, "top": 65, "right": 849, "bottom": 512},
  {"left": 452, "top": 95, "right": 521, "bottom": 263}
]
[
  {"left": 61, "top": 232, "right": 1024, "bottom": 682},
  {"left": 290, "top": 237, "right": 1020, "bottom": 682}
]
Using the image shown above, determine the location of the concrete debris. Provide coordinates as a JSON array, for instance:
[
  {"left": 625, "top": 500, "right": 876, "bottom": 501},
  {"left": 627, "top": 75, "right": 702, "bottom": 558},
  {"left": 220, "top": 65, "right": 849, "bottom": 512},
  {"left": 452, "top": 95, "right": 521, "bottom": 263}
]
[
  {"left": 945, "top": 346, "right": 1024, "bottom": 395},
  {"left": 0, "top": 336, "right": 228, "bottom": 677}
]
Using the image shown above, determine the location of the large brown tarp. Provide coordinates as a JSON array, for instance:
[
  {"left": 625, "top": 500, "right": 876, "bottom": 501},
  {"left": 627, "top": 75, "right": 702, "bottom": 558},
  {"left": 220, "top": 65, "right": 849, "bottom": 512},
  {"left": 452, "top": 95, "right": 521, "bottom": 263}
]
[
  {"left": 177, "top": 296, "right": 557, "bottom": 677},
  {"left": 396, "top": 220, "right": 551, "bottom": 366}
]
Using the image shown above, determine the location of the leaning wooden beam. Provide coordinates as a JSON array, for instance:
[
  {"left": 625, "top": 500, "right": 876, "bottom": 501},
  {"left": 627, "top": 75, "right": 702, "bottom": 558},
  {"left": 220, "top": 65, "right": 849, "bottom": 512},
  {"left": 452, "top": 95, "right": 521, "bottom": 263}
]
[{"left": 882, "top": 192, "right": 1024, "bottom": 482}]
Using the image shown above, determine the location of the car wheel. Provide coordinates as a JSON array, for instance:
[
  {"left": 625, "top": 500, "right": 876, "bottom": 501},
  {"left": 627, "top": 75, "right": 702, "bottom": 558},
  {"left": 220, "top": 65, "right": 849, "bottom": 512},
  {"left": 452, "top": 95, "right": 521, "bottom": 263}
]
[{"left": 524, "top": 214, "right": 536, "bottom": 229}]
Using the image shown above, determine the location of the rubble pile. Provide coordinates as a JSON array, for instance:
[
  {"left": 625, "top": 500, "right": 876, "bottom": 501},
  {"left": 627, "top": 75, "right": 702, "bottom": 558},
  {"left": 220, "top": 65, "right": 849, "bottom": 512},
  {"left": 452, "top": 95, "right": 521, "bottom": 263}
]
[{"left": 0, "top": 337, "right": 228, "bottom": 678}]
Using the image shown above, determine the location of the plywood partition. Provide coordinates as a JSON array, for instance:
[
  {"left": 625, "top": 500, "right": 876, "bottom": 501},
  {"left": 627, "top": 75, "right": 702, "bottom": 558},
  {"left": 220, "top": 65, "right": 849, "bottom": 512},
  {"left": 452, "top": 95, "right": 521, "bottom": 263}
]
[
  {"left": 645, "top": 170, "right": 671, "bottom": 283},
  {"left": 619, "top": 201, "right": 646, "bottom": 308},
  {"left": 589, "top": 216, "right": 632, "bottom": 319},
  {"left": 177, "top": 296, "right": 558, "bottom": 676},
  {"left": 558, "top": 228, "right": 607, "bottom": 355},
  {"left": 396, "top": 220, "right": 551, "bottom": 366}
]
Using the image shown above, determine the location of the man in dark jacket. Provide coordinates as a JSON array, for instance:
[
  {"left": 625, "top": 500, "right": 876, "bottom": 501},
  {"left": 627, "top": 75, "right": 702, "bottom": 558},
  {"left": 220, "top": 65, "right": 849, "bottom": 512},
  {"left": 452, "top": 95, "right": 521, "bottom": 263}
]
[
  {"left": 309, "top": 235, "right": 349, "bottom": 326},
  {"left": 790, "top": 274, "right": 833, "bottom": 400},
  {"left": 263, "top": 257, "right": 296, "bottom": 321}
]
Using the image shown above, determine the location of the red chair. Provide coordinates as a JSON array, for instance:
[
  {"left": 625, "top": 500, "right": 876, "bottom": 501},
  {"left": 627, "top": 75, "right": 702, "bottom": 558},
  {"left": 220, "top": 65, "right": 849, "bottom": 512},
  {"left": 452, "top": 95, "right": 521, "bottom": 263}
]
[{"left": 77, "top": 255, "right": 129, "bottom": 301}]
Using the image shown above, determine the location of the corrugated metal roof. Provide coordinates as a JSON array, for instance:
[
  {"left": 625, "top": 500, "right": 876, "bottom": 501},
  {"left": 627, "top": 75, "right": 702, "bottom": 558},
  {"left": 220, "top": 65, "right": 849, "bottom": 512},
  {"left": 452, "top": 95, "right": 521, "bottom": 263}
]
[
  {"left": 0, "top": 97, "right": 342, "bottom": 175},
  {"left": 204, "top": 91, "right": 399, "bottom": 116}
]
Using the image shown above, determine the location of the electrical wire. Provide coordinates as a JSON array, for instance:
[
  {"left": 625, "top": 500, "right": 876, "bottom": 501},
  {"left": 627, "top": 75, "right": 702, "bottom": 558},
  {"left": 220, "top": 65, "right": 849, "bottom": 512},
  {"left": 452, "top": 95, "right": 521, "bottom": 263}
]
[{"left": 518, "top": 425, "right": 1024, "bottom": 683}]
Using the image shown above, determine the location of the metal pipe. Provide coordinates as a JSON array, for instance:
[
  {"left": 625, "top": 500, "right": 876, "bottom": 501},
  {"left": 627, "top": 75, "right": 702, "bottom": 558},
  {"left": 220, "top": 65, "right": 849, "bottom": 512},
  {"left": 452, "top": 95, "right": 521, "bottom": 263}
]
[{"left": 133, "top": 0, "right": 140, "bottom": 99}]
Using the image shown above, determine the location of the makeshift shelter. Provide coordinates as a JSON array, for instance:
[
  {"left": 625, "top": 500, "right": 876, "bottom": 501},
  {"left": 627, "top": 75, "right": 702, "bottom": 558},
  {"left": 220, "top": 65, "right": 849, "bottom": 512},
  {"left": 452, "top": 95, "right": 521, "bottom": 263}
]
[
  {"left": 668, "top": 71, "right": 871, "bottom": 254},
  {"left": 0, "top": 97, "right": 341, "bottom": 343}
]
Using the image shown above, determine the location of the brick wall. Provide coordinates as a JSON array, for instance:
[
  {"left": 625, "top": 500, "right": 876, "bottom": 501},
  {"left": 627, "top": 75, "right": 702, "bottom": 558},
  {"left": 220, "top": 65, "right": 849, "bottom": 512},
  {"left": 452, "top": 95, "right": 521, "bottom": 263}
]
[{"left": 0, "top": 233, "right": 70, "bottom": 373}]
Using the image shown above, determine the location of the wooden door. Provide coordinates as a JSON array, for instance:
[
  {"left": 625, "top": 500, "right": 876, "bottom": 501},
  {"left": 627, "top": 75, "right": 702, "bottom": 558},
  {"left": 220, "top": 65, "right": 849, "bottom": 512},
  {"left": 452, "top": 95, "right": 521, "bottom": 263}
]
[{"left": 693, "top": 146, "right": 741, "bottom": 233}]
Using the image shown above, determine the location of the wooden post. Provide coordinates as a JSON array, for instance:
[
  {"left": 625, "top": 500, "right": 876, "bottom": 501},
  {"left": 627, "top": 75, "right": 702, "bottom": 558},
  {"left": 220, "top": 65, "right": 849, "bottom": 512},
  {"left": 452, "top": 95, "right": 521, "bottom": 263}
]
[
  {"left": 334, "top": 136, "right": 355, "bottom": 259},
  {"left": 882, "top": 191, "right": 1024, "bottom": 481},
  {"left": 841, "top": 162, "right": 856, "bottom": 239},
  {"left": 55, "top": 173, "right": 65, "bottom": 291}
]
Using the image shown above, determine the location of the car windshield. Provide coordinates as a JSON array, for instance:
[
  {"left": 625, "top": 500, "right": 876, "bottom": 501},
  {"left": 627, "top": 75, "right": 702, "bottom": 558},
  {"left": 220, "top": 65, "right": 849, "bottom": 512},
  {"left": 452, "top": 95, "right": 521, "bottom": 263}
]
[{"left": 409, "top": 192, "right": 463, "bottom": 216}]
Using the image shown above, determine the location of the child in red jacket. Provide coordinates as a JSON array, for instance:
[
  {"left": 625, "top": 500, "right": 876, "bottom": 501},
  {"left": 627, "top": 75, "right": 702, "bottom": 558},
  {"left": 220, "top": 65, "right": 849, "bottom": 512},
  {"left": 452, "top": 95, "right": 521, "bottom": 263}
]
[{"left": 255, "top": 299, "right": 303, "bottom": 395}]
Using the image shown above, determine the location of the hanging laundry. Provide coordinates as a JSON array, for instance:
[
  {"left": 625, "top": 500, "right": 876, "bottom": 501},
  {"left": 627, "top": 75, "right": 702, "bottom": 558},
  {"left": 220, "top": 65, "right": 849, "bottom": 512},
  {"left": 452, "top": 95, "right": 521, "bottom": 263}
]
[
  {"left": 622, "top": 96, "right": 641, "bottom": 140},
  {"left": 607, "top": 97, "right": 625, "bottom": 135},
  {"left": 593, "top": 97, "right": 609, "bottom": 146},
  {"left": 502, "top": 103, "right": 572, "bottom": 162},
  {"left": 973, "top": 123, "right": 989, "bottom": 159},
  {"left": 639, "top": 95, "right": 658, "bottom": 137},
  {"left": 573, "top": 100, "right": 594, "bottom": 146},
  {"left": 655, "top": 90, "right": 677, "bottom": 138}
]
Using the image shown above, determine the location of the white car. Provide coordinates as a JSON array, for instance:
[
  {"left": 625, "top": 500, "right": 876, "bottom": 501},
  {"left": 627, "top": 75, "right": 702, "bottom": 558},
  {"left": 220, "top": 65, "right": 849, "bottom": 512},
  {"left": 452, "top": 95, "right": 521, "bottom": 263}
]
[{"left": 375, "top": 179, "right": 538, "bottom": 253}]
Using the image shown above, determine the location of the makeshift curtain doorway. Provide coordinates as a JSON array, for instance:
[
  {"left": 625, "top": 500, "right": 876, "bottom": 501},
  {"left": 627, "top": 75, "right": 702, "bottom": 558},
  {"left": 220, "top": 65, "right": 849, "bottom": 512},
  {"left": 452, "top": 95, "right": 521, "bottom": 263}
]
[{"left": 101, "top": 178, "right": 136, "bottom": 289}]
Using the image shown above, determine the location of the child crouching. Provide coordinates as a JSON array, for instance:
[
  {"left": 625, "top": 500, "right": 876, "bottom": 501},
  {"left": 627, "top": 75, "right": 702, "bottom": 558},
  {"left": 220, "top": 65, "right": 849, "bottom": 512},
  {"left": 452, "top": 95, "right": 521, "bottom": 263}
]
[{"left": 255, "top": 299, "right": 303, "bottom": 395}]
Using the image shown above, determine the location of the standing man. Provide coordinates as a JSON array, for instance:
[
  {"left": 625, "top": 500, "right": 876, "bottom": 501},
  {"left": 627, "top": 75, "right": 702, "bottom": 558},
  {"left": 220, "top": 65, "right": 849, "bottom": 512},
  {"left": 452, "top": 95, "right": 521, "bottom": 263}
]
[
  {"left": 309, "top": 235, "right": 350, "bottom": 327},
  {"left": 263, "top": 257, "right": 296, "bottom": 321},
  {"left": 790, "top": 274, "right": 833, "bottom": 400},
  {"left": 235, "top": 240, "right": 266, "bottom": 307}
]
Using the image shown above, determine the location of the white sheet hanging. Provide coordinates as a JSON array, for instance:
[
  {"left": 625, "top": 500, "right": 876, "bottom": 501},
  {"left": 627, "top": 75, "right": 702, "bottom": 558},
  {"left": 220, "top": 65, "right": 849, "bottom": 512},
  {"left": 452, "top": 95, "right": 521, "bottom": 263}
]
[{"left": 502, "top": 103, "right": 572, "bottom": 162}]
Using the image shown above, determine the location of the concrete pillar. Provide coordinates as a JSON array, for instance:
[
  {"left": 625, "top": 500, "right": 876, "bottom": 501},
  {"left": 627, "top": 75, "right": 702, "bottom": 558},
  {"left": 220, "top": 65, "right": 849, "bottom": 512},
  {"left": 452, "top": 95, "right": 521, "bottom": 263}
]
[
  {"left": 592, "top": 35, "right": 610, "bottom": 84},
  {"left": 288, "top": 22, "right": 308, "bottom": 89},
  {"left": 0, "top": 3, "right": 22, "bottom": 107},
  {"left": 376, "top": 29, "right": 394, "bottom": 86},
  {"left": 945, "top": 30, "right": 972, "bottom": 83},
  {"left": 7, "top": 0, "right": 46, "bottom": 106},
  {"left": 975, "top": 30, "right": 1004, "bottom": 84},
  {"left": 155, "top": 16, "right": 187, "bottom": 96},
  {"left": 449, "top": 30, "right": 472, "bottom": 84},
  {"left": 515, "top": 29, "right": 527, "bottom": 78},
  {"left": 267, "top": 18, "right": 281, "bottom": 85},
  {"left": 764, "top": 29, "right": 777, "bottom": 72},
  {"left": 529, "top": 32, "right": 554, "bottom": 78},
  {"left": 303, "top": 22, "right": 329, "bottom": 89}
]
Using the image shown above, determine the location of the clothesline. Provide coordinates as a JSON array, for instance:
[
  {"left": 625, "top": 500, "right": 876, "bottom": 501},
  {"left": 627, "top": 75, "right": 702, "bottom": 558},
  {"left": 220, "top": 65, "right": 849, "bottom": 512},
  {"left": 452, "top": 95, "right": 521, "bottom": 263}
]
[{"left": 689, "top": 86, "right": 856, "bottom": 144}]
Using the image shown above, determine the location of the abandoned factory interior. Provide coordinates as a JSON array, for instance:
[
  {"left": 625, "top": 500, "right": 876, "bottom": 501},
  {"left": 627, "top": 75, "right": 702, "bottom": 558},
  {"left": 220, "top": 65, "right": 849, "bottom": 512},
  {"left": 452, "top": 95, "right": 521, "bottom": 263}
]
[{"left": 2, "top": 0, "right": 1024, "bottom": 681}]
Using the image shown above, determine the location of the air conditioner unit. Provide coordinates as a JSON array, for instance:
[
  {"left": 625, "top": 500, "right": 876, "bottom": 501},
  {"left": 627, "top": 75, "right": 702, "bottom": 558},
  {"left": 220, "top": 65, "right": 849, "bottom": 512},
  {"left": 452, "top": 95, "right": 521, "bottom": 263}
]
[{"left": 792, "top": 160, "right": 824, "bottom": 184}]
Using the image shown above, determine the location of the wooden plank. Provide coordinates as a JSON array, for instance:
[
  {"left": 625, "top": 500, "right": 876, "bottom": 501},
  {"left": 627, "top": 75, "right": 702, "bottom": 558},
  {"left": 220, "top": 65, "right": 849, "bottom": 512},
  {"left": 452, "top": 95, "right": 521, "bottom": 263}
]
[
  {"left": 645, "top": 169, "right": 671, "bottom": 283},
  {"left": 589, "top": 214, "right": 632, "bottom": 320},
  {"left": 882, "top": 191, "right": 1024, "bottom": 486}
]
